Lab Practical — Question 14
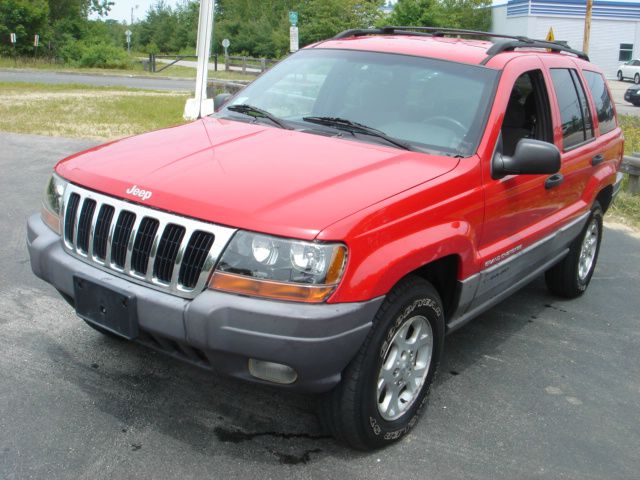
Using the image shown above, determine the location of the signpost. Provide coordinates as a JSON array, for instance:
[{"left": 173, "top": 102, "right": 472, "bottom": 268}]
[
  {"left": 125, "top": 29, "right": 132, "bottom": 54},
  {"left": 34, "top": 34, "right": 39, "bottom": 58},
  {"left": 289, "top": 11, "right": 299, "bottom": 53},
  {"left": 222, "top": 38, "right": 230, "bottom": 57},
  {"left": 10, "top": 33, "right": 16, "bottom": 66}
]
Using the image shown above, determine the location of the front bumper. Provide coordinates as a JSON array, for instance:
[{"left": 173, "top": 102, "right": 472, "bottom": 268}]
[{"left": 27, "top": 214, "right": 382, "bottom": 393}]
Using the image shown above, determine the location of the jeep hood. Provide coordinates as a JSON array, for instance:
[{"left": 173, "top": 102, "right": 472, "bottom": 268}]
[{"left": 56, "top": 118, "right": 459, "bottom": 239}]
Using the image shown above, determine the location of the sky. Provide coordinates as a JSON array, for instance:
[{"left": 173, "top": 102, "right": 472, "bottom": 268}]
[{"left": 100, "top": 0, "right": 181, "bottom": 24}]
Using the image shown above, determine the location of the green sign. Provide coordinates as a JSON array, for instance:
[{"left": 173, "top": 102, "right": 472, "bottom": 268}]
[{"left": 289, "top": 11, "right": 298, "bottom": 26}]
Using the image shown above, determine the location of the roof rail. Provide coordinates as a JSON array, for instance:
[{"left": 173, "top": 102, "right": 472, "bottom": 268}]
[
  {"left": 333, "top": 26, "right": 530, "bottom": 41},
  {"left": 331, "top": 26, "right": 590, "bottom": 63},
  {"left": 483, "top": 38, "right": 589, "bottom": 62}
]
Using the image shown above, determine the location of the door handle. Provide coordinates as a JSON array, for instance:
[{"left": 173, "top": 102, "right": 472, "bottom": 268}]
[
  {"left": 591, "top": 154, "right": 605, "bottom": 166},
  {"left": 545, "top": 173, "right": 564, "bottom": 189}
]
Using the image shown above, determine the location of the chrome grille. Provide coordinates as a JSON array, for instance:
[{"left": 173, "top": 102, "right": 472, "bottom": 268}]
[{"left": 61, "top": 184, "right": 237, "bottom": 298}]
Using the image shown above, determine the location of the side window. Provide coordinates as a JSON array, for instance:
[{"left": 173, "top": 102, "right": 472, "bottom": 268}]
[
  {"left": 571, "top": 70, "right": 594, "bottom": 141},
  {"left": 619, "top": 44, "right": 633, "bottom": 62},
  {"left": 583, "top": 70, "right": 617, "bottom": 135},
  {"left": 501, "top": 70, "right": 553, "bottom": 157},
  {"left": 550, "top": 68, "right": 594, "bottom": 150}
]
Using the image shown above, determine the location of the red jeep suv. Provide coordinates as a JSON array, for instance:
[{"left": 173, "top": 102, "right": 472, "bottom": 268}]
[{"left": 27, "top": 27, "right": 624, "bottom": 450}]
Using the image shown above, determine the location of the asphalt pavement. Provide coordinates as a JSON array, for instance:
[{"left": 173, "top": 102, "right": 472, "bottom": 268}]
[
  {"left": 1, "top": 131, "right": 639, "bottom": 479},
  {"left": 0, "top": 68, "right": 193, "bottom": 91}
]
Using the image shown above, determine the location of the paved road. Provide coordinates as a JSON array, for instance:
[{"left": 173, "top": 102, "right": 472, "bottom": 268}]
[
  {"left": 608, "top": 79, "right": 639, "bottom": 116},
  {"left": 1, "top": 132, "right": 639, "bottom": 479},
  {"left": 0, "top": 69, "right": 193, "bottom": 91}
]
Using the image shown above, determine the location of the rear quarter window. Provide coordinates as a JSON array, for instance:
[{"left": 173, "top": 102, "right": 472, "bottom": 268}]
[{"left": 582, "top": 70, "right": 617, "bottom": 135}]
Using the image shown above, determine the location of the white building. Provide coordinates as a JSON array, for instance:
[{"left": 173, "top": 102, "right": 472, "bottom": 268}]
[{"left": 491, "top": 0, "right": 640, "bottom": 78}]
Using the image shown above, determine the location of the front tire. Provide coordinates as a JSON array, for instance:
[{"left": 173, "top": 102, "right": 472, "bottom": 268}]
[
  {"left": 545, "top": 202, "right": 603, "bottom": 298},
  {"left": 617, "top": 70, "right": 623, "bottom": 81},
  {"left": 635, "top": 73, "right": 640, "bottom": 84},
  {"left": 319, "top": 276, "right": 444, "bottom": 450}
]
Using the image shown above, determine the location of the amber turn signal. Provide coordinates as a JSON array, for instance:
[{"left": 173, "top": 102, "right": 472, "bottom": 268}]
[
  {"left": 209, "top": 272, "right": 337, "bottom": 303},
  {"left": 41, "top": 204, "right": 61, "bottom": 234}
]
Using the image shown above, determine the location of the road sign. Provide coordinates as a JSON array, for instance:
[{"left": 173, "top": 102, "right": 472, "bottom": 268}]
[
  {"left": 10, "top": 33, "right": 16, "bottom": 44},
  {"left": 125, "top": 29, "right": 132, "bottom": 39},
  {"left": 34, "top": 34, "right": 39, "bottom": 47},
  {"left": 545, "top": 27, "right": 555, "bottom": 42},
  {"left": 290, "top": 26, "right": 299, "bottom": 53},
  {"left": 289, "top": 11, "right": 298, "bottom": 26},
  {"left": 222, "top": 38, "right": 230, "bottom": 48}
]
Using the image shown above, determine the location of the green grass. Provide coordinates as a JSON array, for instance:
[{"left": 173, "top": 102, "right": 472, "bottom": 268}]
[
  {"left": 610, "top": 115, "right": 640, "bottom": 229},
  {"left": 0, "top": 55, "right": 256, "bottom": 81},
  {"left": 0, "top": 82, "right": 189, "bottom": 140}
]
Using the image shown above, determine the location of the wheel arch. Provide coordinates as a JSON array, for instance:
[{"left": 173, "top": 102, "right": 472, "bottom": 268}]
[
  {"left": 410, "top": 255, "right": 460, "bottom": 321},
  {"left": 595, "top": 183, "right": 614, "bottom": 213}
]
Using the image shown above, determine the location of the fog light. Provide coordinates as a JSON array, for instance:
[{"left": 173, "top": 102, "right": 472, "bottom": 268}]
[{"left": 248, "top": 359, "right": 297, "bottom": 384}]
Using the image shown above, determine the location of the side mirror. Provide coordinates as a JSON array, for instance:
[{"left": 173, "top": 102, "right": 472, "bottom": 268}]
[
  {"left": 492, "top": 138, "right": 560, "bottom": 179},
  {"left": 214, "top": 93, "right": 232, "bottom": 111}
]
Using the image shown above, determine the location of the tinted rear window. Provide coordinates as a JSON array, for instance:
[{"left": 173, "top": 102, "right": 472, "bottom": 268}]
[
  {"left": 583, "top": 70, "right": 617, "bottom": 135},
  {"left": 551, "top": 68, "right": 594, "bottom": 149}
]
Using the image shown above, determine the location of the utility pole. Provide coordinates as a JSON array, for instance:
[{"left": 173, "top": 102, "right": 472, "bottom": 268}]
[
  {"left": 583, "top": 0, "right": 593, "bottom": 54},
  {"left": 131, "top": 4, "right": 139, "bottom": 25}
]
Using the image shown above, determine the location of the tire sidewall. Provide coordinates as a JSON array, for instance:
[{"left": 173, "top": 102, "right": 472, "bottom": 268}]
[
  {"left": 357, "top": 285, "right": 444, "bottom": 447},
  {"left": 575, "top": 205, "right": 603, "bottom": 293},
  {"left": 635, "top": 73, "right": 640, "bottom": 84},
  {"left": 617, "top": 71, "right": 623, "bottom": 81}
]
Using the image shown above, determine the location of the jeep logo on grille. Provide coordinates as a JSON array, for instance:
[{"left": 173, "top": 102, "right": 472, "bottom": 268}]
[{"left": 126, "top": 185, "right": 152, "bottom": 201}]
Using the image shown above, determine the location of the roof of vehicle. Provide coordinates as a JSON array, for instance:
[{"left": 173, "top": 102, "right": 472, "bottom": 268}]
[{"left": 311, "top": 27, "right": 591, "bottom": 70}]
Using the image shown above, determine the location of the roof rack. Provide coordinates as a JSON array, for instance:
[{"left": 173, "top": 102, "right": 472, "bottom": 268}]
[
  {"left": 483, "top": 38, "right": 589, "bottom": 62},
  {"left": 331, "top": 26, "right": 589, "bottom": 63}
]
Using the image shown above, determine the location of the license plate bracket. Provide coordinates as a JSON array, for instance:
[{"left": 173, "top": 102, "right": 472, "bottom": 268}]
[{"left": 73, "top": 276, "right": 138, "bottom": 340}]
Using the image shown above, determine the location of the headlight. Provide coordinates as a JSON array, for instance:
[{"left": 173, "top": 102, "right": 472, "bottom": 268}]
[
  {"left": 41, "top": 173, "right": 68, "bottom": 234},
  {"left": 209, "top": 231, "right": 347, "bottom": 303}
]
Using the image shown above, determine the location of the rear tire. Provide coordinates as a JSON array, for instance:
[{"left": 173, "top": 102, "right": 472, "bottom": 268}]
[
  {"left": 319, "top": 275, "right": 444, "bottom": 450},
  {"left": 617, "top": 70, "right": 623, "bottom": 81},
  {"left": 545, "top": 202, "right": 603, "bottom": 298},
  {"left": 635, "top": 73, "right": 640, "bottom": 84}
]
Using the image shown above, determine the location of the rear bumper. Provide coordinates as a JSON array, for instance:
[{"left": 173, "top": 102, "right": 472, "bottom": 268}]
[{"left": 27, "top": 214, "right": 382, "bottom": 393}]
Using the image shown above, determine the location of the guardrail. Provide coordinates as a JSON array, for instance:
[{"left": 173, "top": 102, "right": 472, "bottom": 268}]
[
  {"left": 224, "top": 55, "right": 277, "bottom": 74},
  {"left": 146, "top": 54, "right": 220, "bottom": 73},
  {"left": 622, "top": 154, "right": 640, "bottom": 195}
]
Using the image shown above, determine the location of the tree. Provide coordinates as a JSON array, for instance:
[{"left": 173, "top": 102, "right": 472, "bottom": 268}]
[
  {"left": 387, "top": 0, "right": 491, "bottom": 31},
  {"left": 0, "top": 0, "right": 49, "bottom": 55}
]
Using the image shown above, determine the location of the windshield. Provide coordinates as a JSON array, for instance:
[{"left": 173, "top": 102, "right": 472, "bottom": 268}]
[{"left": 219, "top": 48, "right": 498, "bottom": 156}]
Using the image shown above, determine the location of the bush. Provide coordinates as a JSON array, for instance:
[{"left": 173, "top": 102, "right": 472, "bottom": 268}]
[{"left": 77, "top": 43, "right": 130, "bottom": 69}]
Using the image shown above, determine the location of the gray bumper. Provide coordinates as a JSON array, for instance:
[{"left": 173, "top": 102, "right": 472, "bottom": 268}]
[{"left": 27, "top": 214, "right": 382, "bottom": 393}]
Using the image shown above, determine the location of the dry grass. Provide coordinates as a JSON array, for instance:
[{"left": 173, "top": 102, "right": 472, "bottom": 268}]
[{"left": 0, "top": 82, "right": 189, "bottom": 140}]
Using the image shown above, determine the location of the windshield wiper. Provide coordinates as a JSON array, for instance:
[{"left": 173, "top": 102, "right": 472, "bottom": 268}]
[
  {"left": 302, "top": 116, "right": 413, "bottom": 151},
  {"left": 227, "top": 104, "right": 291, "bottom": 129}
]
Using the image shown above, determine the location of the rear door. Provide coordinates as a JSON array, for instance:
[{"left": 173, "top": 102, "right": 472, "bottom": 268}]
[{"left": 544, "top": 57, "right": 600, "bottom": 218}]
